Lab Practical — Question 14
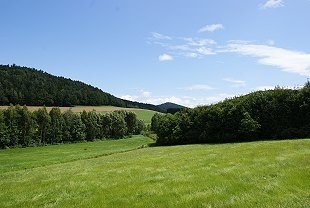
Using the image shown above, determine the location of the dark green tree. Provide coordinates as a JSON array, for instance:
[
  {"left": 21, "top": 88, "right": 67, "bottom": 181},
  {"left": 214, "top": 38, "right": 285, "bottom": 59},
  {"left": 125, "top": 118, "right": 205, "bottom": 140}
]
[
  {"left": 48, "top": 107, "right": 64, "bottom": 144},
  {"left": 71, "top": 113, "right": 86, "bottom": 142},
  {"left": 109, "top": 113, "right": 127, "bottom": 138},
  {"left": 3, "top": 105, "right": 19, "bottom": 146},
  {"left": 62, "top": 110, "right": 75, "bottom": 142},
  {"left": 16, "top": 106, "right": 34, "bottom": 146},
  {"left": 0, "top": 111, "right": 9, "bottom": 148},
  {"left": 34, "top": 107, "right": 51, "bottom": 144},
  {"left": 123, "top": 111, "right": 138, "bottom": 135},
  {"left": 81, "top": 110, "right": 99, "bottom": 141}
]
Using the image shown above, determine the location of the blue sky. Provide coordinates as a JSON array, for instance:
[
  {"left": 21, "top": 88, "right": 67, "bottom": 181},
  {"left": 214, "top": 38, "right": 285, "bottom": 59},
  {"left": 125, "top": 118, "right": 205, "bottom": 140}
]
[{"left": 1, "top": 0, "right": 309, "bottom": 107}]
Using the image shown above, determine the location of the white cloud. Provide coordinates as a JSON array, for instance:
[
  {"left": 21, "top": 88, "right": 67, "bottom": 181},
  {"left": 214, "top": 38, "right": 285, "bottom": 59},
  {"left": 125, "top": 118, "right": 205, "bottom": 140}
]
[
  {"left": 267, "top": 40, "right": 275, "bottom": 45},
  {"left": 150, "top": 32, "right": 172, "bottom": 40},
  {"left": 255, "top": 85, "right": 302, "bottom": 91},
  {"left": 141, "top": 90, "right": 152, "bottom": 97},
  {"left": 196, "top": 47, "right": 216, "bottom": 55},
  {"left": 181, "top": 84, "right": 215, "bottom": 91},
  {"left": 169, "top": 38, "right": 217, "bottom": 58},
  {"left": 119, "top": 90, "right": 234, "bottom": 108},
  {"left": 158, "top": 53, "right": 173, "bottom": 61},
  {"left": 149, "top": 33, "right": 310, "bottom": 77},
  {"left": 198, "top": 24, "right": 224, "bottom": 33},
  {"left": 223, "top": 78, "right": 247, "bottom": 87},
  {"left": 148, "top": 32, "right": 217, "bottom": 59},
  {"left": 120, "top": 95, "right": 138, "bottom": 102},
  {"left": 261, "top": 0, "right": 284, "bottom": 9},
  {"left": 255, "top": 85, "right": 275, "bottom": 91},
  {"left": 185, "top": 52, "right": 200, "bottom": 58},
  {"left": 144, "top": 96, "right": 184, "bottom": 106},
  {"left": 223, "top": 42, "right": 310, "bottom": 76},
  {"left": 183, "top": 38, "right": 216, "bottom": 46}
]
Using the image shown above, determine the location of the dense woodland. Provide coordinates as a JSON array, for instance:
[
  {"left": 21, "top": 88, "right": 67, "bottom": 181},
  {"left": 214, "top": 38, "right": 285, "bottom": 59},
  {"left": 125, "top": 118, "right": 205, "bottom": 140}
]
[
  {"left": 151, "top": 84, "right": 310, "bottom": 145},
  {"left": 0, "top": 64, "right": 161, "bottom": 112},
  {"left": 0, "top": 106, "right": 144, "bottom": 148}
]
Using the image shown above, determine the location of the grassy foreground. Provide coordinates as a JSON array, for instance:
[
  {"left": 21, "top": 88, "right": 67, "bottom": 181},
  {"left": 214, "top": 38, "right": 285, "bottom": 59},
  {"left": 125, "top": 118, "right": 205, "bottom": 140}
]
[{"left": 0, "top": 138, "right": 309, "bottom": 207}]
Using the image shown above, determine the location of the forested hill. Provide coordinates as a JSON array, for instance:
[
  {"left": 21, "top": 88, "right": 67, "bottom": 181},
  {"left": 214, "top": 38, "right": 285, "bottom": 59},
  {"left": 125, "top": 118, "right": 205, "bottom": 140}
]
[
  {"left": 152, "top": 84, "right": 310, "bottom": 145},
  {"left": 0, "top": 64, "right": 161, "bottom": 111},
  {"left": 157, "top": 102, "right": 186, "bottom": 113}
]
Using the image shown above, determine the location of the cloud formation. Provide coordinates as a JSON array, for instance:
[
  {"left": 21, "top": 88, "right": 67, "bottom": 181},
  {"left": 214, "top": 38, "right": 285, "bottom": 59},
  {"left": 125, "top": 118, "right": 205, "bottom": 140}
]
[
  {"left": 158, "top": 53, "right": 173, "bottom": 61},
  {"left": 181, "top": 84, "right": 215, "bottom": 91},
  {"left": 148, "top": 31, "right": 310, "bottom": 77},
  {"left": 149, "top": 35, "right": 217, "bottom": 59},
  {"left": 254, "top": 85, "right": 302, "bottom": 91},
  {"left": 121, "top": 92, "right": 234, "bottom": 108},
  {"left": 120, "top": 95, "right": 138, "bottom": 102},
  {"left": 198, "top": 24, "right": 224, "bottom": 32},
  {"left": 261, "top": 0, "right": 284, "bottom": 9},
  {"left": 223, "top": 78, "right": 247, "bottom": 87},
  {"left": 150, "top": 32, "right": 171, "bottom": 40},
  {"left": 223, "top": 41, "right": 310, "bottom": 76}
]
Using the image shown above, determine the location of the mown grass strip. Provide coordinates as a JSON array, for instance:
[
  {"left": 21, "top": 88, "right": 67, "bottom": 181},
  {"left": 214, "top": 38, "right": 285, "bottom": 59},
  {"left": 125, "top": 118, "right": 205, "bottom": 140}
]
[{"left": 0, "top": 135, "right": 153, "bottom": 173}]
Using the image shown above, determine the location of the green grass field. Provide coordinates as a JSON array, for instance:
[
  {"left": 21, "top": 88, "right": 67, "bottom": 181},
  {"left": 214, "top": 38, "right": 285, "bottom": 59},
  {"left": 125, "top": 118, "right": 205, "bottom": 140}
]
[
  {"left": 0, "top": 137, "right": 309, "bottom": 207},
  {"left": 130, "top": 109, "right": 157, "bottom": 124},
  {"left": 0, "top": 136, "right": 153, "bottom": 173}
]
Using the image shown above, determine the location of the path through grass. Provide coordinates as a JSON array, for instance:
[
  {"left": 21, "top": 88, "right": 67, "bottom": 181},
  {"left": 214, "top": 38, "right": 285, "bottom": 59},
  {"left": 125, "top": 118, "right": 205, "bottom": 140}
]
[{"left": 0, "top": 135, "right": 153, "bottom": 173}]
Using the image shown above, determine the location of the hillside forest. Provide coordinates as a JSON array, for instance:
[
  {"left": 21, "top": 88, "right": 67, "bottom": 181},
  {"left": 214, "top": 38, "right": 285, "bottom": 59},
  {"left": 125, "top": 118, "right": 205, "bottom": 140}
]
[
  {"left": 151, "top": 83, "right": 310, "bottom": 145},
  {"left": 0, "top": 64, "right": 161, "bottom": 112}
]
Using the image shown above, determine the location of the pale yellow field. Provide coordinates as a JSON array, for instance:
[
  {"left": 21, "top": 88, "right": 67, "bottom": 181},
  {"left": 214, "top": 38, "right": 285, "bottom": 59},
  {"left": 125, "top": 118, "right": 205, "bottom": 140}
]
[
  {"left": 0, "top": 106, "right": 148, "bottom": 113},
  {"left": 0, "top": 106, "right": 158, "bottom": 124}
]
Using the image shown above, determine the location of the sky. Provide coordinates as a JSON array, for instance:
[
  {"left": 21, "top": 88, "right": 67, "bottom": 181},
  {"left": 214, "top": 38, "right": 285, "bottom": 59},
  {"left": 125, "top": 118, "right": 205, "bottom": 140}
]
[{"left": 0, "top": 0, "right": 310, "bottom": 107}]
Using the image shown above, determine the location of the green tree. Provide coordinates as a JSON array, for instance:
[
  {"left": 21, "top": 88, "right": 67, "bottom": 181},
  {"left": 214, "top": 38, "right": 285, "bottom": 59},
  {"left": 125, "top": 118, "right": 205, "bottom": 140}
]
[
  {"left": 98, "top": 113, "right": 112, "bottom": 138},
  {"left": 81, "top": 110, "right": 99, "bottom": 141},
  {"left": 71, "top": 113, "right": 86, "bottom": 142},
  {"left": 0, "top": 110, "right": 9, "bottom": 148},
  {"left": 16, "top": 106, "right": 33, "bottom": 146},
  {"left": 34, "top": 107, "right": 51, "bottom": 144},
  {"left": 123, "top": 111, "right": 138, "bottom": 135},
  {"left": 62, "top": 110, "right": 74, "bottom": 142},
  {"left": 49, "top": 107, "right": 64, "bottom": 144},
  {"left": 239, "top": 112, "right": 261, "bottom": 140},
  {"left": 3, "top": 105, "right": 19, "bottom": 146},
  {"left": 151, "top": 113, "right": 162, "bottom": 132},
  {"left": 134, "top": 119, "right": 145, "bottom": 135},
  {"left": 110, "top": 113, "right": 127, "bottom": 138}
]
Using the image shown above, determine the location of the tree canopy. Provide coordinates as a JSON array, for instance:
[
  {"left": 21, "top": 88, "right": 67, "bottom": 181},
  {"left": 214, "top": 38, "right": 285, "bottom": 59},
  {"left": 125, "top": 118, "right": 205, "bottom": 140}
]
[
  {"left": 152, "top": 84, "right": 310, "bottom": 145},
  {"left": 0, "top": 106, "right": 144, "bottom": 148},
  {"left": 0, "top": 64, "right": 161, "bottom": 112}
]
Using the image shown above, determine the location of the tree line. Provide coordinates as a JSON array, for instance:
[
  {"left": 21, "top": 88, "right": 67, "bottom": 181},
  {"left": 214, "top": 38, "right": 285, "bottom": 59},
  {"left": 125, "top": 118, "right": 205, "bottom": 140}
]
[
  {"left": 0, "top": 64, "right": 161, "bottom": 112},
  {"left": 151, "top": 84, "right": 310, "bottom": 145},
  {"left": 0, "top": 106, "right": 144, "bottom": 148}
]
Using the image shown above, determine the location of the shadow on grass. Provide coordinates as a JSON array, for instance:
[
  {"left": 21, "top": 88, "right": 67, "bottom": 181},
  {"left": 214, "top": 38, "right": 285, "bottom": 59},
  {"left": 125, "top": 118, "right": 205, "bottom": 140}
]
[{"left": 148, "top": 137, "right": 309, "bottom": 147}]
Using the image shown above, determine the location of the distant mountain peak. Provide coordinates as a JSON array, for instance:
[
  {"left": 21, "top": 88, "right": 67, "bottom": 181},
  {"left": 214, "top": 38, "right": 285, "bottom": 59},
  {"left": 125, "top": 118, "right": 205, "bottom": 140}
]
[{"left": 157, "top": 102, "right": 186, "bottom": 113}]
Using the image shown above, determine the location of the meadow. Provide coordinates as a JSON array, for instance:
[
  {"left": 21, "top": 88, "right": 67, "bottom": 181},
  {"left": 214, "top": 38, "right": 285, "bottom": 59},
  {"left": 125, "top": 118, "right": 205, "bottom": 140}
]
[{"left": 0, "top": 137, "right": 309, "bottom": 207}]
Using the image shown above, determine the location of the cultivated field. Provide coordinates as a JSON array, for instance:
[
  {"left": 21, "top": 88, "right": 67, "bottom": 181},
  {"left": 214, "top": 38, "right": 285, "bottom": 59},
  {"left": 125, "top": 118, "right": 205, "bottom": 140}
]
[
  {"left": 0, "top": 137, "right": 309, "bottom": 207},
  {"left": 0, "top": 106, "right": 157, "bottom": 124}
]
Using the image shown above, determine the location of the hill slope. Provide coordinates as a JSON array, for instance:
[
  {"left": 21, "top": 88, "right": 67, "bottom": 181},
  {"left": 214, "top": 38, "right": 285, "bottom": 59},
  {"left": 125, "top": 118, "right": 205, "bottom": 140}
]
[
  {"left": 0, "top": 64, "right": 161, "bottom": 112},
  {"left": 157, "top": 102, "right": 186, "bottom": 113}
]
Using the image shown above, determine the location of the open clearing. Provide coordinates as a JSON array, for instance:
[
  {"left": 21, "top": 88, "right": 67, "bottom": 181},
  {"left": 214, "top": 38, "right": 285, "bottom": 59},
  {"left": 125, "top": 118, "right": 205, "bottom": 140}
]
[
  {"left": 0, "top": 106, "right": 157, "bottom": 124},
  {"left": 0, "top": 137, "right": 309, "bottom": 207}
]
